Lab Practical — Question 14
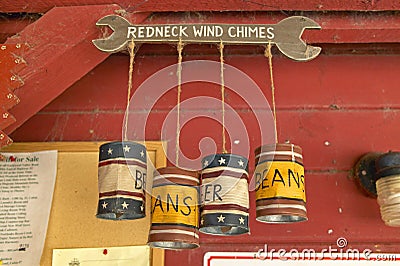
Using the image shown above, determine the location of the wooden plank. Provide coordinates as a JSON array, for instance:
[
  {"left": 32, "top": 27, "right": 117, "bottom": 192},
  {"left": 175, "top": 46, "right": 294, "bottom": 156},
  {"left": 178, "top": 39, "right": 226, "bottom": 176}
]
[
  {"left": 0, "top": 43, "right": 28, "bottom": 147},
  {"left": 0, "top": 130, "right": 12, "bottom": 146},
  {"left": 40, "top": 54, "right": 400, "bottom": 113},
  {"left": 2, "top": 8, "right": 400, "bottom": 45},
  {"left": 0, "top": 44, "right": 27, "bottom": 113},
  {"left": 0, "top": 86, "right": 19, "bottom": 110},
  {"left": 1, "top": 0, "right": 400, "bottom": 12},
  {"left": 0, "top": 140, "right": 165, "bottom": 153},
  {"left": 145, "top": 11, "right": 400, "bottom": 44},
  {"left": 3, "top": 6, "right": 150, "bottom": 134},
  {"left": 0, "top": 108, "right": 16, "bottom": 129},
  {"left": 0, "top": 44, "right": 27, "bottom": 77},
  {"left": 141, "top": 11, "right": 400, "bottom": 44},
  {"left": 0, "top": 17, "right": 34, "bottom": 43}
]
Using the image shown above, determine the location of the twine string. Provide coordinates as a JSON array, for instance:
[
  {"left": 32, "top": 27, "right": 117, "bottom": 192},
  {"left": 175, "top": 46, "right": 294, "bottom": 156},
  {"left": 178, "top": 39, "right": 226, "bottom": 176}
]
[
  {"left": 265, "top": 42, "right": 278, "bottom": 144},
  {"left": 175, "top": 39, "right": 184, "bottom": 166},
  {"left": 124, "top": 39, "right": 136, "bottom": 141},
  {"left": 219, "top": 41, "right": 228, "bottom": 154}
]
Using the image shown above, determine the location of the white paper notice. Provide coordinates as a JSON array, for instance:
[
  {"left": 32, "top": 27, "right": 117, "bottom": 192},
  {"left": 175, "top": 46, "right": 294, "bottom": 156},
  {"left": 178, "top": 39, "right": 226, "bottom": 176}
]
[
  {"left": 0, "top": 151, "right": 57, "bottom": 266},
  {"left": 52, "top": 246, "right": 150, "bottom": 266}
]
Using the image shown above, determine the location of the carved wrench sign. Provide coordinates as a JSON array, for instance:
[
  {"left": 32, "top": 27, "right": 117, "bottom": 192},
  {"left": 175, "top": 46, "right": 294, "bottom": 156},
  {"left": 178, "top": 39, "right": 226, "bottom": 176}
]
[{"left": 93, "top": 15, "right": 321, "bottom": 61}]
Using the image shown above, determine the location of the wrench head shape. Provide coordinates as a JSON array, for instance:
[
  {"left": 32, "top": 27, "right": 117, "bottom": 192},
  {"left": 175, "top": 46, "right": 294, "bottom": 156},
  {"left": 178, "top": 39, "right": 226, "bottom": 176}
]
[
  {"left": 274, "top": 16, "right": 322, "bottom": 61},
  {"left": 92, "top": 15, "right": 132, "bottom": 53}
]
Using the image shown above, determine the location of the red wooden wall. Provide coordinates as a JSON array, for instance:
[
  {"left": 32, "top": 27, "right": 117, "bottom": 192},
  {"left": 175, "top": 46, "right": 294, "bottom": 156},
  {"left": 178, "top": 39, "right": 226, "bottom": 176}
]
[{"left": 10, "top": 42, "right": 400, "bottom": 264}]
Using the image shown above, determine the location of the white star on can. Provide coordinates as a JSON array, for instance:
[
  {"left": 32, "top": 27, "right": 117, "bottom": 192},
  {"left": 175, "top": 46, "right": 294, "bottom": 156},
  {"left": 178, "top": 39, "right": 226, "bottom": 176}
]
[
  {"left": 123, "top": 145, "right": 131, "bottom": 152},
  {"left": 121, "top": 201, "right": 129, "bottom": 209}
]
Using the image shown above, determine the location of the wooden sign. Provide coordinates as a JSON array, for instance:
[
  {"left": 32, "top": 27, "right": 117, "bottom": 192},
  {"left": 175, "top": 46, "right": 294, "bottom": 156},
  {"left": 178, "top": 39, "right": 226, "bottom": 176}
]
[{"left": 92, "top": 15, "right": 321, "bottom": 61}]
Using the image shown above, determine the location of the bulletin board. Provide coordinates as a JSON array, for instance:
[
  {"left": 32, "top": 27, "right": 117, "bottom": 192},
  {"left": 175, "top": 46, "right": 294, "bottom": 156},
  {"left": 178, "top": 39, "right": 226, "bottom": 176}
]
[{"left": 0, "top": 141, "right": 166, "bottom": 266}]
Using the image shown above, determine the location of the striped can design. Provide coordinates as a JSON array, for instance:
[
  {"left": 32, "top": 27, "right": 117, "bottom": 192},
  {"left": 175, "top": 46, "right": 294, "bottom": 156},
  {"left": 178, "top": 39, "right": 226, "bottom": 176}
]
[
  {"left": 254, "top": 143, "right": 307, "bottom": 223},
  {"left": 200, "top": 154, "right": 250, "bottom": 235},
  {"left": 96, "top": 141, "right": 147, "bottom": 220},
  {"left": 148, "top": 167, "right": 200, "bottom": 249}
]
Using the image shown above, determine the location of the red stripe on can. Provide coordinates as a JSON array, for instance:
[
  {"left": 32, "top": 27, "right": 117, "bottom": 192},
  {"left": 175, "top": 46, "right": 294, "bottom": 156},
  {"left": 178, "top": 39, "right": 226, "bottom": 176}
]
[
  {"left": 99, "top": 190, "right": 145, "bottom": 199},
  {"left": 201, "top": 170, "right": 248, "bottom": 180},
  {"left": 201, "top": 204, "right": 249, "bottom": 213},
  {"left": 98, "top": 159, "right": 146, "bottom": 168}
]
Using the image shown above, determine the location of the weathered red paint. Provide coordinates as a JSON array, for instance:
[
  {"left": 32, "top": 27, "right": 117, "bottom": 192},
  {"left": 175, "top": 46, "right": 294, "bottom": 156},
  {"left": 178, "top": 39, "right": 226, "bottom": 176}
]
[
  {"left": 0, "top": 17, "right": 35, "bottom": 43},
  {"left": 0, "top": 108, "right": 15, "bottom": 129},
  {"left": 0, "top": 130, "right": 12, "bottom": 146},
  {"left": 1, "top": 0, "right": 400, "bottom": 13},
  {"left": 0, "top": 43, "right": 28, "bottom": 147},
  {"left": 35, "top": 54, "right": 400, "bottom": 111},
  {"left": 3, "top": 5, "right": 150, "bottom": 134}
]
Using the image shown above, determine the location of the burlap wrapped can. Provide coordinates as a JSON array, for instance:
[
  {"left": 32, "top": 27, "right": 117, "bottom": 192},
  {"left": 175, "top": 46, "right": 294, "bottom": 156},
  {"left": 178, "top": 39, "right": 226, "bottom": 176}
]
[{"left": 97, "top": 141, "right": 147, "bottom": 220}]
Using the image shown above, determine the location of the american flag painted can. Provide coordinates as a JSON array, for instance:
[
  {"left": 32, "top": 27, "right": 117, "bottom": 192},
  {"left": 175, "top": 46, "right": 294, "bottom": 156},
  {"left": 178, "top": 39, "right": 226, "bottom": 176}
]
[
  {"left": 200, "top": 153, "right": 250, "bottom": 235},
  {"left": 96, "top": 141, "right": 147, "bottom": 220},
  {"left": 254, "top": 143, "right": 307, "bottom": 223},
  {"left": 148, "top": 167, "right": 200, "bottom": 249}
]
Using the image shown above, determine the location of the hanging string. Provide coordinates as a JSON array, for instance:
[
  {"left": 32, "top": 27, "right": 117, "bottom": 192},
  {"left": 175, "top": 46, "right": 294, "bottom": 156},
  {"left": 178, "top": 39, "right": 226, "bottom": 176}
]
[
  {"left": 175, "top": 39, "right": 184, "bottom": 166},
  {"left": 124, "top": 39, "right": 136, "bottom": 141},
  {"left": 219, "top": 41, "right": 227, "bottom": 154},
  {"left": 265, "top": 42, "right": 278, "bottom": 144}
]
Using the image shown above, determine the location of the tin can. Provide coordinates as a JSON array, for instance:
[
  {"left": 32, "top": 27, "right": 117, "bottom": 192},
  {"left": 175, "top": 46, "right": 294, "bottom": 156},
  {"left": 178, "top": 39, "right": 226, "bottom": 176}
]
[
  {"left": 254, "top": 143, "right": 307, "bottom": 223},
  {"left": 97, "top": 141, "right": 147, "bottom": 220},
  {"left": 200, "top": 153, "right": 250, "bottom": 235},
  {"left": 148, "top": 167, "right": 200, "bottom": 249}
]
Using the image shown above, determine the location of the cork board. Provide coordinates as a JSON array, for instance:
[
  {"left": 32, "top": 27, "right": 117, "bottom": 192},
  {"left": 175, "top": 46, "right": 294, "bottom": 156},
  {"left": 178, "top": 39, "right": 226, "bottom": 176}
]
[{"left": 0, "top": 142, "right": 166, "bottom": 266}]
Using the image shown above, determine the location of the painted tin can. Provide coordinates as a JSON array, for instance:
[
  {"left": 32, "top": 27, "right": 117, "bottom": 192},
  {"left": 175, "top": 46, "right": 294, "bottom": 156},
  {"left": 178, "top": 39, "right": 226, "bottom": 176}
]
[
  {"left": 97, "top": 141, "right": 147, "bottom": 220},
  {"left": 200, "top": 153, "right": 249, "bottom": 235},
  {"left": 254, "top": 143, "right": 307, "bottom": 223},
  {"left": 148, "top": 167, "right": 200, "bottom": 249}
]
